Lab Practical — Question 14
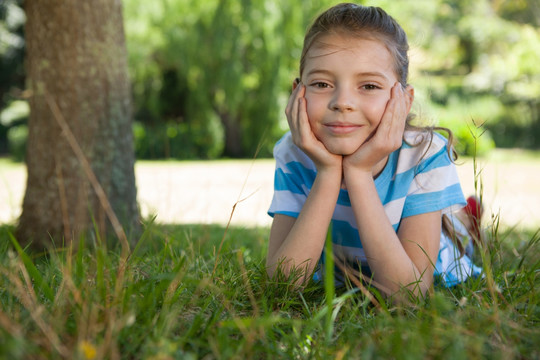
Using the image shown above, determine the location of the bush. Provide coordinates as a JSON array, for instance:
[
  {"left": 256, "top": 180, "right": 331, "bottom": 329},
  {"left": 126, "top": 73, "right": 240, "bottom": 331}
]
[
  {"left": 452, "top": 121, "right": 496, "bottom": 157},
  {"left": 6, "top": 123, "right": 26, "bottom": 161},
  {"left": 487, "top": 102, "right": 540, "bottom": 148},
  {"left": 1, "top": 100, "right": 29, "bottom": 161},
  {"left": 427, "top": 96, "right": 498, "bottom": 157},
  {"left": 133, "top": 118, "right": 224, "bottom": 160}
]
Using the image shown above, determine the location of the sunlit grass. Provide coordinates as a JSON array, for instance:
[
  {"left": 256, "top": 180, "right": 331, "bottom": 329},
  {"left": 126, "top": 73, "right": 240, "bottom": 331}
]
[
  {"left": 0, "top": 219, "right": 538, "bottom": 359},
  {"left": 1, "top": 150, "right": 539, "bottom": 358},
  {"left": 0, "top": 157, "right": 23, "bottom": 169}
]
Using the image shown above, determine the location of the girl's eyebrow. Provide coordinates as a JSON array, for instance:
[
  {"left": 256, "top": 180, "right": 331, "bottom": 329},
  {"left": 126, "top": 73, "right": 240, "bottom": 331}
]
[
  {"left": 306, "top": 69, "right": 390, "bottom": 81},
  {"left": 355, "top": 71, "right": 390, "bottom": 80}
]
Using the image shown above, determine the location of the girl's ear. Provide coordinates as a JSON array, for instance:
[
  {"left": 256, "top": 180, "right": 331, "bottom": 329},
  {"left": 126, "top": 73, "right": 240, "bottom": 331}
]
[
  {"left": 292, "top": 77, "right": 300, "bottom": 90},
  {"left": 405, "top": 85, "right": 414, "bottom": 113}
]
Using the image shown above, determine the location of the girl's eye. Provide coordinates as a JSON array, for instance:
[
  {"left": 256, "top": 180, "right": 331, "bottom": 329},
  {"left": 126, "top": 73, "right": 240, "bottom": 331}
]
[
  {"left": 363, "top": 84, "right": 380, "bottom": 90},
  {"left": 312, "top": 82, "right": 330, "bottom": 88}
]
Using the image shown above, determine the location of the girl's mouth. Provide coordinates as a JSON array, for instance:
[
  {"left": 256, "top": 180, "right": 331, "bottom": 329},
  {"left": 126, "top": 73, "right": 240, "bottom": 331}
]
[{"left": 324, "top": 123, "right": 363, "bottom": 134}]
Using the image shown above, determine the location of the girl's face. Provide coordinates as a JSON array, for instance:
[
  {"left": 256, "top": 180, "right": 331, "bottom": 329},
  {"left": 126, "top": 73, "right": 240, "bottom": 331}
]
[{"left": 300, "top": 34, "right": 409, "bottom": 155}]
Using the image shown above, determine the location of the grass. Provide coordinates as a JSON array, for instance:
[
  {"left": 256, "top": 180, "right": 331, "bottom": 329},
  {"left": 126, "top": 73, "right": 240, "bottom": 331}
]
[
  {"left": 0, "top": 157, "right": 22, "bottom": 170},
  {"left": 1, "top": 149, "right": 539, "bottom": 359},
  {"left": 0, "top": 219, "right": 538, "bottom": 359}
]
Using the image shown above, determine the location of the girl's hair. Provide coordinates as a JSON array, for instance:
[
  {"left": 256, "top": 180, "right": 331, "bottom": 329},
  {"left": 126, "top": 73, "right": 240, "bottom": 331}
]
[
  {"left": 300, "top": 3, "right": 409, "bottom": 86},
  {"left": 300, "top": 3, "right": 457, "bottom": 153},
  {"left": 301, "top": 3, "right": 419, "bottom": 127},
  {"left": 301, "top": 3, "right": 466, "bottom": 253}
]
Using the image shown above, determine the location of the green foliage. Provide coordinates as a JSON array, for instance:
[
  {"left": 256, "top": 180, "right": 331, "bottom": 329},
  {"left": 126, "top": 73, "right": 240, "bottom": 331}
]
[
  {"left": 427, "top": 95, "right": 498, "bottom": 156},
  {"left": 5, "top": 125, "right": 26, "bottom": 161},
  {"left": 0, "top": 0, "right": 25, "bottom": 156},
  {"left": 122, "top": 0, "right": 540, "bottom": 158},
  {"left": 133, "top": 119, "right": 224, "bottom": 159},
  {"left": 1, "top": 100, "right": 28, "bottom": 160},
  {"left": 0, "top": 218, "right": 538, "bottom": 359},
  {"left": 0, "top": 0, "right": 24, "bottom": 96},
  {"left": 124, "top": 0, "right": 335, "bottom": 158},
  {"left": 1, "top": 0, "right": 539, "bottom": 159},
  {"left": 403, "top": 0, "right": 540, "bottom": 151}
]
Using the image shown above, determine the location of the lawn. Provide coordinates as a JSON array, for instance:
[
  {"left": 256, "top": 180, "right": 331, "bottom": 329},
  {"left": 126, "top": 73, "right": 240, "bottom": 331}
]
[
  {"left": 0, "top": 218, "right": 538, "bottom": 359},
  {"left": 1, "top": 151, "right": 539, "bottom": 359}
]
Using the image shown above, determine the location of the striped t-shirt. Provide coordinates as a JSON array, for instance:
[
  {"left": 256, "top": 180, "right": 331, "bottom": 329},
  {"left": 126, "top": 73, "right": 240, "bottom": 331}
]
[{"left": 268, "top": 131, "right": 482, "bottom": 287}]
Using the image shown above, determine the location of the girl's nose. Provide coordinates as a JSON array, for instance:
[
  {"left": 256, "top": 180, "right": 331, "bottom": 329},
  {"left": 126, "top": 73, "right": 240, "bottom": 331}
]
[{"left": 329, "top": 89, "right": 356, "bottom": 112}]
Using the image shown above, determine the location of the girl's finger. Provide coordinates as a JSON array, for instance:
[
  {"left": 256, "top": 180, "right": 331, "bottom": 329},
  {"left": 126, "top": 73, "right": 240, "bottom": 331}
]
[
  {"left": 387, "top": 83, "right": 407, "bottom": 131},
  {"left": 286, "top": 83, "right": 302, "bottom": 129},
  {"left": 376, "top": 83, "right": 399, "bottom": 135},
  {"left": 394, "top": 84, "right": 404, "bottom": 131},
  {"left": 285, "top": 81, "right": 303, "bottom": 115},
  {"left": 296, "top": 86, "right": 314, "bottom": 142},
  {"left": 286, "top": 84, "right": 311, "bottom": 149},
  {"left": 296, "top": 93, "right": 311, "bottom": 139},
  {"left": 371, "top": 83, "right": 406, "bottom": 150}
]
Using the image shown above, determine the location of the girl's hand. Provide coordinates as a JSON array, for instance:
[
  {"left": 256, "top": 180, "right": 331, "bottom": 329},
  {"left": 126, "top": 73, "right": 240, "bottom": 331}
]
[
  {"left": 285, "top": 81, "right": 342, "bottom": 172},
  {"left": 343, "top": 83, "right": 413, "bottom": 175}
]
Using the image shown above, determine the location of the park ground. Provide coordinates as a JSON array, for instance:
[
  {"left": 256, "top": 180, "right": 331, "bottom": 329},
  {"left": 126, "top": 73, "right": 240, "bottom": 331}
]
[
  {"left": 1, "top": 149, "right": 539, "bottom": 230},
  {"left": 0, "top": 150, "right": 539, "bottom": 359}
]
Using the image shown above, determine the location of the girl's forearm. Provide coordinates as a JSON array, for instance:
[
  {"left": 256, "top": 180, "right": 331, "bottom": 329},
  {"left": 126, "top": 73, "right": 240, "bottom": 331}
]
[
  {"left": 267, "top": 169, "right": 342, "bottom": 282},
  {"left": 344, "top": 170, "right": 428, "bottom": 295}
]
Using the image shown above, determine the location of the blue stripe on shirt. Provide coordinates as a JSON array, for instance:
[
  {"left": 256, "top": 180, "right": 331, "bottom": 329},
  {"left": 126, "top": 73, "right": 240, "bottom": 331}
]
[
  {"left": 416, "top": 146, "right": 452, "bottom": 173},
  {"left": 269, "top": 210, "right": 300, "bottom": 218},
  {"left": 274, "top": 161, "right": 316, "bottom": 194},
  {"left": 275, "top": 168, "right": 305, "bottom": 194},
  {"left": 403, "top": 183, "right": 465, "bottom": 217},
  {"left": 331, "top": 219, "right": 362, "bottom": 248},
  {"left": 331, "top": 219, "right": 400, "bottom": 248},
  {"left": 379, "top": 146, "right": 453, "bottom": 203}
]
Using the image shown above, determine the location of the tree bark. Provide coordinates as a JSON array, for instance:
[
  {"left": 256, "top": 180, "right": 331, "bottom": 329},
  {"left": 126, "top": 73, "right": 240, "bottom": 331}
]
[
  {"left": 18, "top": 0, "right": 139, "bottom": 247},
  {"left": 219, "top": 111, "right": 244, "bottom": 158}
]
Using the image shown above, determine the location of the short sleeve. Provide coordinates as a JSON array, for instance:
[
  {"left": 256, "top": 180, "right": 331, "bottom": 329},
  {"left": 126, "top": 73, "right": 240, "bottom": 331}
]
[
  {"left": 402, "top": 133, "right": 466, "bottom": 218},
  {"left": 267, "top": 133, "right": 316, "bottom": 218}
]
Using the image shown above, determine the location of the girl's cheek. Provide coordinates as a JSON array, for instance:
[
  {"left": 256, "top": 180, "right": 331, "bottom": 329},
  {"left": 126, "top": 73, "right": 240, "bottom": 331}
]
[
  {"left": 376, "top": 94, "right": 392, "bottom": 115},
  {"left": 304, "top": 97, "right": 316, "bottom": 120}
]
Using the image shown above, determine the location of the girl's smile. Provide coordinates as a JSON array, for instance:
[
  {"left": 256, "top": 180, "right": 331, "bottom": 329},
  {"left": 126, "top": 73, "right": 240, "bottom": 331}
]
[
  {"left": 324, "top": 122, "right": 365, "bottom": 136},
  {"left": 300, "top": 34, "right": 406, "bottom": 155}
]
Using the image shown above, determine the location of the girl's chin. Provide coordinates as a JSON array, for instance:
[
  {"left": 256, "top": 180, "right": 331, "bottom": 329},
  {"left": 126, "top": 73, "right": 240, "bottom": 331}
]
[
  {"left": 323, "top": 141, "right": 363, "bottom": 156},
  {"left": 329, "top": 149, "right": 355, "bottom": 156}
]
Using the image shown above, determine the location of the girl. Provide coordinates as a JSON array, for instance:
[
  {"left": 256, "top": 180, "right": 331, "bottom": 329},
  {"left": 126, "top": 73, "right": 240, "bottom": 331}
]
[{"left": 266, "top": 3, "right": 482, "bottom": 297}]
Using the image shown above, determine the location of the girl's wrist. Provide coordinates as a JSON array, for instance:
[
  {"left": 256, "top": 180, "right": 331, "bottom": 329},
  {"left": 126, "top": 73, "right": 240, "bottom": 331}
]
[
  {"left": 342, "top": 161, "right": 372, "bottom": 178},
  {"left": 316, "top": 164, "right": 343, "bottom": 184},
  {"left": 315, "top": 156, "right": 342, "bottom": 175},
  {"left": 343, "top": 154, "right": 389, "bottom": 179},
  {"left": 342, "top": 166, "right": 374, "bottom": 185}
]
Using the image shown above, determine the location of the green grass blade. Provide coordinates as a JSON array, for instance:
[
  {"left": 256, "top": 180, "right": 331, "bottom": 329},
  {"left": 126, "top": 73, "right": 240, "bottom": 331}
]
[
  {"left": 324, "top": 227, "right": 335, "bottom": 344},
  {"left": 8, "top": 232, "right": 55, "bottom": 302}
]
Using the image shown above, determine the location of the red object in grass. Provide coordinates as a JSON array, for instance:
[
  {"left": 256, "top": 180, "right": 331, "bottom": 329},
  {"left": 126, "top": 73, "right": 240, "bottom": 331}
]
[
  {"left": 465, "top": 196, "right": 483, "bottom": 220},
  {"left": 464, "top": 196, "right": 483, "bottom": 241}
]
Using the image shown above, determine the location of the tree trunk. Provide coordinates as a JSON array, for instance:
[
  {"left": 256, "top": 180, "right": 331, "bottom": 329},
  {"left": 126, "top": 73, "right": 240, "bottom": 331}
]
[
  {"left": 18, "top": 0, "right": 138, "bottom": 247},
  {"left": 220, "top": 111, "right": 244, "bottom": 158}
]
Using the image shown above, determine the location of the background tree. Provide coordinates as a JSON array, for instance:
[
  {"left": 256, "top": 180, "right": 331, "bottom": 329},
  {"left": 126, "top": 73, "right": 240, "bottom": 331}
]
[
  {"left": 17, "top": 0, "right": 138, "bottom": 247},
  {"left": 124, "top": 0, "right": 334, "bottom": 159},
  {"left": 2, "top": 0, "right": 539, "bottom": 162}
]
